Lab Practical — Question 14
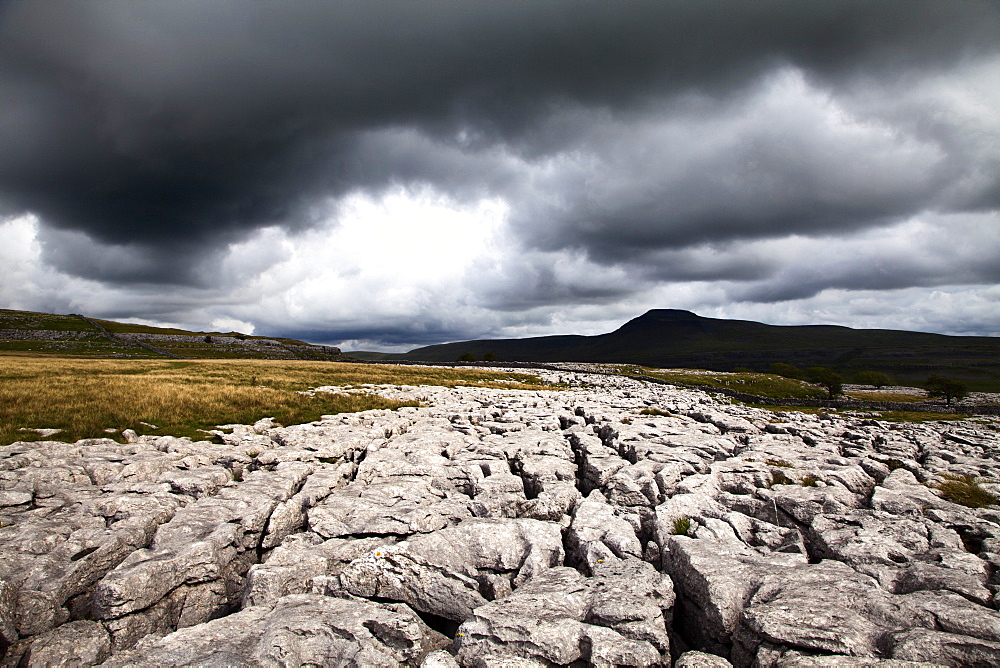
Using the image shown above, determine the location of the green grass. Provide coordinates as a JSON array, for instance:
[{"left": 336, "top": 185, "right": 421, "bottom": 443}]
[
  {"left": 0, "top": 309, "right": 97, "bottom": 332},
  {"left": 744, "top": 402, "right": 973, "bottom": 423},
  {"left": 628, "top": 367, "right": 827, "bottom": 400},
  {"left": 672, "top": 517, "right": 691, "bottom": 535},
  {"left": 844, "top": 390, "right": 928, "bottom": 403},
  {"left": 0, "top": 339, "right": 156, "bottom": 356},
  {"left": 0, "top": 309, "right": 340, "bottom": 360},
  {"left": 93, "top": 318, "right": 212, "bottom": 336},
  {"left": 0, "top": 356, "right": 550, "bottom": 445}
]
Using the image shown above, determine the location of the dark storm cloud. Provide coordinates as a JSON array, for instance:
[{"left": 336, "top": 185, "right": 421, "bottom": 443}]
[{"left": 2, "top": 0, "right": 999, "bottom": 288}]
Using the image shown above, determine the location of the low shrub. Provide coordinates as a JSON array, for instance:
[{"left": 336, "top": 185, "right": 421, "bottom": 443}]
[{"left": 672, "top": 516, "right": 692, "bottom": 536}]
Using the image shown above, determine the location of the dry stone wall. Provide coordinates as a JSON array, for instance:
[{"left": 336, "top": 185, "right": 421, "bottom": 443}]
[{"left": 1, "top": 369, "right": 999, "bottom": 666}]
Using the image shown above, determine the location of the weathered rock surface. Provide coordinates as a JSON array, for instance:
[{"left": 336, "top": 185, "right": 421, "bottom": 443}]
[
  {"left": 103, "top": 593, "right": 447, "bottom": 667},
  {"left": 455, "top": 559, "right": 673, "bottom": 666},
  {"left": 0, "top": 366, "right": 998, "bottom": 667}
]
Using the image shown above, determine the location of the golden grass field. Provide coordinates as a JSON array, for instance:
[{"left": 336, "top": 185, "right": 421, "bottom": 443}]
[{"left": 0, "top": 355, "right": 548, "bottom": 445}]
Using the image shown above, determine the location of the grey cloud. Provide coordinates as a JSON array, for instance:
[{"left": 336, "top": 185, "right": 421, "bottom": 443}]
[
  {"left": 2, "top": 0, "right": 999, "bottom": 345},
  {"left": 2, "top": 1, "right": 998, "bottom": 282}
]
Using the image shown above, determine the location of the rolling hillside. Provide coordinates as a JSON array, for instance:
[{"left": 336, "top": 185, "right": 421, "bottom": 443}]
[
  {"left": 365, "top": 309, "right": 1000, "bottom": 390},
  {"left": 0, "top": 309, "right": 342, "bottom": 360}
]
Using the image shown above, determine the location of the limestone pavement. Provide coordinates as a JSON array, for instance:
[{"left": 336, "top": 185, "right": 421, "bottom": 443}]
[{"left": 1, "top": 368, "right": 999, "bottom": 666}]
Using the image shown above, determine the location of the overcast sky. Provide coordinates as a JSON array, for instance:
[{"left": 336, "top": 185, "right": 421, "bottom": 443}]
[{"left": 2, "top": 1, "right": 999, "bottom": 350}]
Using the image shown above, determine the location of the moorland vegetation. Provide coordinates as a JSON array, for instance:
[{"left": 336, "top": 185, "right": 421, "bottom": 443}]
[{"left": 0, "top": 356, "right": 547, "bottom": 446}]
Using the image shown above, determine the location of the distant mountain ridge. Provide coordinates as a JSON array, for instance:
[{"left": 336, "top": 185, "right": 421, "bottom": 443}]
[
  {"left": 358, "top": 309, "right": 1000, "bottom": 389},
  {"left": 0, "top": 308, "right": 341, "bottom": 360}
]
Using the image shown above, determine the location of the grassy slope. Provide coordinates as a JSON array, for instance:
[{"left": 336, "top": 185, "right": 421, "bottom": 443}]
[{"left": 0, "top": 309, "right": 337, "bottom": 360}]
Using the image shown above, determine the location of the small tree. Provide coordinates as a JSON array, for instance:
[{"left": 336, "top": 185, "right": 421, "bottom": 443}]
[
  {"left": 456, "top": 352, "right": 477, "bottom": 362},
  {"left": 925, "top": 375, "right": 968, "bottom": 405},
  {"left": 482, "top": 351, "right": 498, "bottom": 362},
  {"left": 854, "top": 371, "right": 895, "bottom": 389},
  {"left": 770, "top": 363, "right": 804, "bottom": 380},
  {"left": 808, "top": 366, "right": 843, "bottom": 399}
]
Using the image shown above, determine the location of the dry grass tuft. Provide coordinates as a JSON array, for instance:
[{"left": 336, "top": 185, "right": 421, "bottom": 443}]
[{"left": 936, "top": 474, "right": 998, "bottom": 509}]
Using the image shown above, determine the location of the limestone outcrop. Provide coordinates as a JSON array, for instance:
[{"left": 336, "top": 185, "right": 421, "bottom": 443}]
[{"left": 1, "top": 367, "right": 998, "bottom": 666}]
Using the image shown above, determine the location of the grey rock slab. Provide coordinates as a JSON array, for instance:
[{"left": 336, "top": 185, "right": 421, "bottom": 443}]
[
  {"left": 455, "top": 560, "right": 673, "bottom": 667},
  {"left": 93, "top": 464, "right": 311, "bottom": 620},
  {"left": 894, "top": 559, "right": 991, "bottom": 605},
  {"left": 899, "top": 589, "right": 1000, "bottom": 643},
  {"left": 156, "top": 466, "right": 232, "bottom": 498},
  {"left": 14, "top": 516, "right": 163, "bottom": 634},
  {"left": 723, "top": 511, "right": 807, "bottom": 555},
  {"left": 21, "top": 620, "right": 110, "bottom": 667},
  {"left": 808, "top": 512, "right": 932, "bottom": 584},
  {"left": 468, "top": 471, "right": 527, "bottom": 519},
  {"left": 761, "top": 484, "right": 865, "bottom": 526},
  {"left": 771, "top": 654, "right": 942, "bottom": 667},
  {"left": 566, "top": 495, "right": 642, "bottom": 572},
  {"left": 732, "top": 560, "right": 919, "bottom": 663},
  {"left": 103, "top": 585, "right": 187, "bottom": 652},
  {"left": 309, "top": 477, "right": 472, "bottom": 538},
  {"left": 103, "top": 593, "right": 446, "bottom": 667},
  {"left": 688, "top": 411, "right": 761, "bottom": 434},
  {"left": 653, "top": 493, "right": 728, "bottom": 559},
  {"left": 0, "top": 491, "right": 32, "bottom": 507},
  {"left": 0, "top": 578, "right": 16, "bottom": 646},
  {"left": 602, "top": 465, "right": 662, "bottom": 507},
  {"left": 888, "top": 627, "right": 1000, "bottom": 667},
  {"left": 567, "top": 431, "right": 630, "bottom": 492},
  {"left": 675, "top": 651, "right": 734, "bottom": 667},
  {"left": 421, "top": 649, "right": 461, "bottom": 668},
  {"left": 92, "top": 522, "right": 240, "bottom": 619},
  {"left": 337, "top": 518, "right": 564, "bottom": 621},
  {"left": 518, "top": 481, "right": 581, "bottom": 521},
  {"left": 665, "top": 535, "right": 806, "bottom": 651},
  {"left": 243, "top": 535, "right": 394, "bottom": 607},
  {"left": 261, "top": 467, "right": 351, "bottom": 549}
]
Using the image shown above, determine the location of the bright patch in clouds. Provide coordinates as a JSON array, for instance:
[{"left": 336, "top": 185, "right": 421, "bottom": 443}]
[{"left": 216, "top": 188, "right": 511, "bottom": 348}]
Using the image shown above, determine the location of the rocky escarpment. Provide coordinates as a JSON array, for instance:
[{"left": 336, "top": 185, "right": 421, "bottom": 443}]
[{"left": 1, "top": 369, "right": 999, "bottom": 667}]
